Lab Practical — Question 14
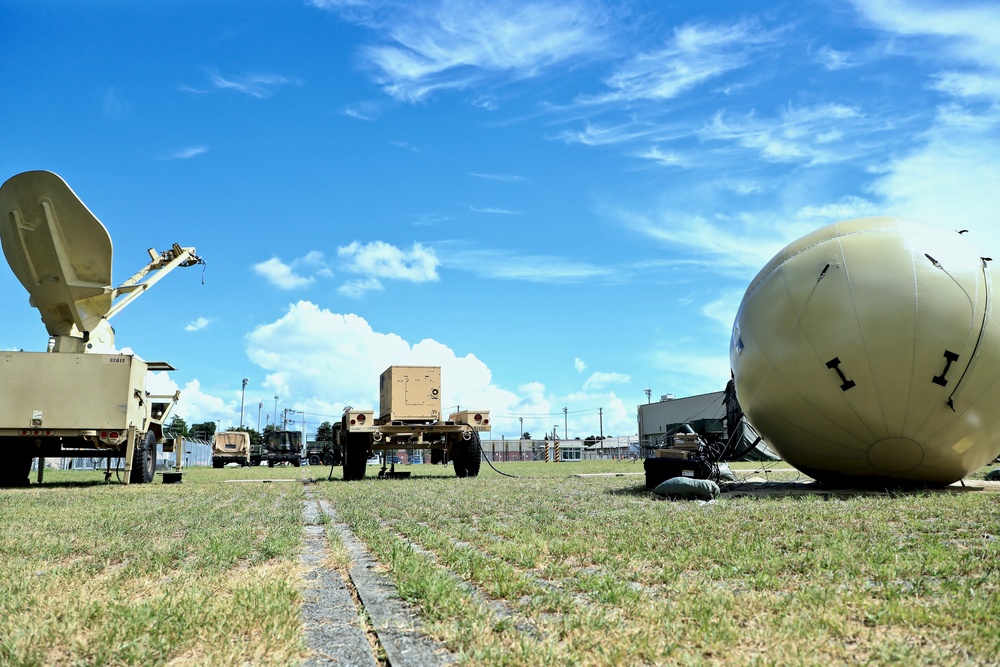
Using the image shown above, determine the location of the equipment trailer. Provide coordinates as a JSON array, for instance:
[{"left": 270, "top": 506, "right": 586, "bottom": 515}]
[
  {"left": 0, "top": 171, "right": 203, "bottom": 486},
  {"left": 338, "top": 366, "right": 490, "bottom": 480}
]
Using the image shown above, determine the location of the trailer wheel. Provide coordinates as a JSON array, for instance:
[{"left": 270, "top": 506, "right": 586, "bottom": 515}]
[
  {"left": 130, "top": 430, "right": 157, "bottom": 484},
  {"left": 452, "top": 432, "right": 482, "bottom": 478},
  {"left": 0, "top": 455, "right": 32, "bottom": 487},
  {"left": 430, "top": 448, "right": 444, "bottom": 465},
  {"left": 343, "top": 433, "right": 369, "bottom": 481},
  {"left": 309, "top": 454, "right": 321, "bottom": 466}
]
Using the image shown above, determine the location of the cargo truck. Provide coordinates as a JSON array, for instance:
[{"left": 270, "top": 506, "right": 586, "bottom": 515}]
[{"left": 338, "top": 366, "right": 490, "bottom": 481}]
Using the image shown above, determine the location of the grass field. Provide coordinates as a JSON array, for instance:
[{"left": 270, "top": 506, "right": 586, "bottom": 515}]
[{"left": 2, "top": 460, "right": 999, "bottom": 665}]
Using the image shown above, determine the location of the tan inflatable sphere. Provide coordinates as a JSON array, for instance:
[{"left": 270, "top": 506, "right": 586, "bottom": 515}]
[{"left": 730, "top": 216, "right": 1000, "bottom": 485}]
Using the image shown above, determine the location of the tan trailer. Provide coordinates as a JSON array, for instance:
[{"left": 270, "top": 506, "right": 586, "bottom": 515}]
[
  {"left": 0, "top": 170, "right": 203, "bottom": 486},
  {"left": 339, "top": 365, "right": 490, "bottom": 480}
]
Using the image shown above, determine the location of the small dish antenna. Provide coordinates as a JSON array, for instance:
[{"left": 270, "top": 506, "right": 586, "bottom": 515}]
[{"left": 0, "top": 170, "right": 203, "bottom": 353}]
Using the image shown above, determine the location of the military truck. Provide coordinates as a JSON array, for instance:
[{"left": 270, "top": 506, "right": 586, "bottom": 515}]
[
  {"left": 212, "top": 431, "right": 251, "bottom": 468},
  {"left": 338, "top": 366, "right": 490, "bottom": 481},
  {"left": 264, "top": 429, "right": 302, "bottom": 467},
  {"left": 305, "top": 439, "right": 342, "bottom": 467},
  {"left": 0, "top": 170, "right": 203, "bottom": 486}
]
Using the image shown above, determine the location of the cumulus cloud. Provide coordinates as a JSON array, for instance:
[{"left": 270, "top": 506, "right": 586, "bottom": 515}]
[
  {"left": 583, "top": 371, "right": 631, "bottom": 390},
  {"left": 235, "top": 301, "right": 639, "bottom": 437},
  {"left": 574, "top": 357, "right": 586, "bottom": 372},
  {"left": 336, "top": 241, "right": 439, "bottom": 296},
  {"left": 252, "top": 252, "right": 331, "bottom": 290},
  {"left": 184, "top": 317, "right": 210, "bottom": 332}
]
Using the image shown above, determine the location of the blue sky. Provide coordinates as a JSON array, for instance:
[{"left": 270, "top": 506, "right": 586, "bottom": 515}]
[{"left": 2, "top": 0, "right": 999, "bottom": 440}]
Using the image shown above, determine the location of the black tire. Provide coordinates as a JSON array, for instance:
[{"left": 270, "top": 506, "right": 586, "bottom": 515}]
[
  {"left": 452, "top": 431, "right": 482, "bottom": 478},
  {"left": 342, "top": 433, "right": 369, "bottom": 481},
  {"left": 0, "top": 455, "right": 32, "bottom": 487},
  {"left": 130, "top": 430, "right": 157, "bottom": 484},
  {"left": 268, "top": 459, "right": 275, "bottom": 468},
  {"left": 292, "top": 459, "right": 301, "bottom": 468},
  {"left": 430, "top": 448, "right": 444, "bottom": 465},
  {"left": 213, "top": 461, "right": 224, "bottom": 469},
  {"left": 309, "top": 454, "right": 321, "bottom": 466}
]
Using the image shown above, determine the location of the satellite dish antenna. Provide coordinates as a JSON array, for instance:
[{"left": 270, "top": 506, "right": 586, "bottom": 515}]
[
  {"left": 0, "top": 170, "right": 203, "bottom": 353},
  {"left": 0, "top": 171, "right": 113, "bottom": 341}
]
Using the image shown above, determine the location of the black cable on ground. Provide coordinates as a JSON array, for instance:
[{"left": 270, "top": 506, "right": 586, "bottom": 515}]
[{"left": 477, "top": 440, "right": 520, "bottom": 478}]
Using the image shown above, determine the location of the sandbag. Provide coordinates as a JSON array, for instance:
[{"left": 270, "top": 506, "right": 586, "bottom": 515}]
[{"left": 653, "top": 476, "right": 720, "bottom": 500}]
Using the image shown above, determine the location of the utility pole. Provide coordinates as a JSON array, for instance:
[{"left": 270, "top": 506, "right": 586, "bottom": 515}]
[
  {"left": 519, "top": 417, "right": 523, "bottom": 440},
  {"left": 273, "top": 395, "right": 279, "bottom": 427},
  {"left": 599, "top": 407, "right": 603, "bottom": 439},
  {"left": 257, "top": 402, "right": 263, "bottom": 432},
  {"left": 240, "top": 378, "right": 248, "bottom": 429},
  {"left": 563, "top": 407, "right": 568, "bottom": 439},
  {"left": 644, "top": 388, "right": 651, "bottom": 404}
]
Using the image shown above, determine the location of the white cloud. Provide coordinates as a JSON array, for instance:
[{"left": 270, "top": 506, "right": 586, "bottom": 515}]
[
  {"left": 470, "top": 206, "right": 521, "bottom": 215},
  {"left": 701, "top": 104, "right": 868, "bottom": 165},
  {"left": 336, "top": 241, "right": 439, "bottom": 296},
  {"left": 168, "top": 146, "right": 208, "bottom": 160},
  {"left": 246, "top": 301, "right": 529, "bottom": 417},
  {"left": 320, "top": 1, "right": 607, "bottom": 101},
  {"left": 101, "top": 86, "right": 130, "bottom": 118},
  {"left": 574, "top": 357, "right": 586, "bottom": 372},
  {"left": 253, "top": 257, "right": 316, "bottom": 289},
  {"left": 468, "top": 172, "right": 527, "bottom": 183},
  {"left": 867, "top": 122, "right": 1000, "bottom": 255},
  {"left": 184, "top": 317, "right": 210, "bottom": 332},
  {"left": 583, "top": 371, "right": 631, "bottom": 390},
  {"left": 207, "top": 70, "right": 298, "bottom": 98},
  {"left": 580, "top": 21, "right": 775, "bottom": 105},
  {"left": 439, "top": 246, "right": 616, "bottom": 283}
]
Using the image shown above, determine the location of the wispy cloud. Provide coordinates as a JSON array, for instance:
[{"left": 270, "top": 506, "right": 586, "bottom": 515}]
[
  {"left": 439, "top": 246, "right": 616, "bottom": 283},
  {"left": 207, "top": 70, "right": 299, "bottom": 98},
  {"left": 184, "top": 317, "right": 210, "bottom": 332},
  {"left": 574, "top": 357, "right": 586, "bottom": 372},
  {"left": 470, "top": 206, "right": 521, "bottom": 215},
  {"left": 101, "top": 86, "right": 130, "bottom": 119},
  {"left": 700, "top": 103, "right": 872, "bottom": 165},
  {"left": 468, "top": 172, "right": 527, "bottom": 183},
  {"left": 337, "top": 241, "right": 439, "bottom": 296},
  {"left": 578, "top": 20, "right": 777, "bottom": 105},
  {"left": 315, "top": 1, "right": 608, "bottom": 101},
  {"left": 168, "top": 146, "right": 209, "bottom": 160}
]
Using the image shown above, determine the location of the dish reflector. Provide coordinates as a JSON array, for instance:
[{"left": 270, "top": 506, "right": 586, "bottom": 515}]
[{"left": 0, "top": 171, "right": 113, "bottom": 337}]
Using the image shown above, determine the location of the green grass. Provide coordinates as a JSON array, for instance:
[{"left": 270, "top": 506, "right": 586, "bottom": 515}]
[
  {"left": 3, "top": 460, "right": 999, "bottom": 666},
  {"left": 316, "top": 460, "right": 1000, "bottom": 666},
  {"left": 0, "top": 466, "right": 306, "bottom": 666}
]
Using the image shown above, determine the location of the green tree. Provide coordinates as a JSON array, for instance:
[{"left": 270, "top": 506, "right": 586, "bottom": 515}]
[
  {"left": 521, "top": 432, "right": 531, "bottom": 440},
  {"left": 316, "top": 421, "right": 335, "bottom": 442},
  {"left": 167, "top": 415, "right": 189, "bottom": 437},
  {"left": 189, "top": 421, "right": 216, "bottom": 440}
]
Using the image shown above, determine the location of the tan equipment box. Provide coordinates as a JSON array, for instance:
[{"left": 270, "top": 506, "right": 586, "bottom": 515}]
[{"left": 379, "top": 366, "right": 440, "bottom": 422}]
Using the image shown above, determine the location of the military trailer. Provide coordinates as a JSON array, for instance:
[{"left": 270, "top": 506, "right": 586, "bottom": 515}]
[
  {"left": 265, "top": 430, "right": 303, "bottom": 467},
  {"left": 338, "top": 366, "right": 490, "bottom": 481},
  {"left": 212, "top": 431, "right": 251, "bottom": 468},
  {"left": 0, "top": 170, "right": 203, "bottom": 486}
]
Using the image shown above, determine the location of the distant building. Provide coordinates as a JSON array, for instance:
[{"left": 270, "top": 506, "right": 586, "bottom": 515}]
[{"left": 637, "top": 391, "right": 727, "bottom": 448}]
